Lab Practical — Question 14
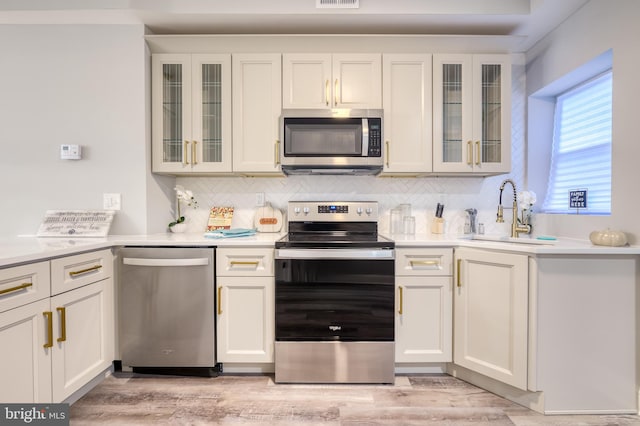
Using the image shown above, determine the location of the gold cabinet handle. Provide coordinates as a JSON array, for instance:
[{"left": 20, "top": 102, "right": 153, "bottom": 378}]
[
  {"left": 325, "top": 80, "right": 330, "bottom": 106},
  {"left": 217, "top": 286, "right": 223, "bottom": 315},
  {"left": 230, "top": 261, "right": 260, "bottom": 266},
  {"left": 385, "top": 141, "right": 390, "bottom": 167},
  {"left": 335, "top": 79, "right": 339, "bottom": 107},
  {"left": 68, "top": 264, "right": 102, "bottom": 277},
  {"left": 456, "top": 258, "right": 462, "bottom": 288},
  {"left": 43, "top": 311, "right": 53, "bottom": 348},
  {"left": 183, "top": 140, "right": 190, "bottom": 165},
  {"left": 56, "top": 307, "right": 66, "bottom": 343},
  {"left": 409, "top": 260, "right": 439, "bottom": 267},
  {"left": 192, "top": 140, "right": 198, "bottom": 165},
  {"left": 467, "top": 141, "right": 473, "bottom": 165},
  {"left": 398, "top": 286, "right": 403, "bottom": 315},
  {"left": 275, "top": 140, "right": 281, "bottom": 166},
  {"left": 475, "top": 140, "right": 481, "bottom": 166},
  {"left": 0, "top": 282, "right": 32, "bottom": 296}
]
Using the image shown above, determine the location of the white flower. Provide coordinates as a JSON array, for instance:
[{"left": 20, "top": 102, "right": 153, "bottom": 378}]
[
  {"left": 518, "top": 190, "right": 537, "bottom": 211},
  {"left": 174, "top": 185, "right": 198, "bottom": 208},
  {"left": 169, "top": 186, "right": 199, "bottom": 227}
]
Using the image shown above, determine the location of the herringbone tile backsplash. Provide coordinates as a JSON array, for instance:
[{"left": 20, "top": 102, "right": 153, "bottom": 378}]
[{"left": 177, "top": 63, "right": 527, "bottom": 237}]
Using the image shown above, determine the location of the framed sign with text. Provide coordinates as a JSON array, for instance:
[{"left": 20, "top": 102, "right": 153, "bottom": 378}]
[
  {"left": 569, "top": 189, "right": 588, "bottom": 213},
  {"left": 37, "top": 210, "right": 115, "bottom": 237}
]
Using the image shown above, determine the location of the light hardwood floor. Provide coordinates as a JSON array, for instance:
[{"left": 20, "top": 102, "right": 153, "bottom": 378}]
[{"left": 70, "top": 373, "right": 640, "bottom": 425}]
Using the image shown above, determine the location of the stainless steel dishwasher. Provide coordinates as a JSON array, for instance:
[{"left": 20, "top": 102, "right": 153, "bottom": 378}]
[{"left": 118, "top": 247, "right": 216, "bottom": 374}]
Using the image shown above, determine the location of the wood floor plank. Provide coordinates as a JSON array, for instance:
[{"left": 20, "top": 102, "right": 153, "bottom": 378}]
[{"left": 69, "top": 374, "right": 640, "bottom": 425}]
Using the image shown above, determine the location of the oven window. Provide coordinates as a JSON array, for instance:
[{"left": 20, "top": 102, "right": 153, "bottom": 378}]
[
  {"left": 284, "top": 118, "right": 363, "bottom": 156},
  {"left": 275, "top": 258, "right": 394, "bottom": 341}
]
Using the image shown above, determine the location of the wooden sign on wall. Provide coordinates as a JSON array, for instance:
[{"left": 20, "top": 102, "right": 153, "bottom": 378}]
[{"left": 37, "top": 210, "right": 115, "bottom": 237}]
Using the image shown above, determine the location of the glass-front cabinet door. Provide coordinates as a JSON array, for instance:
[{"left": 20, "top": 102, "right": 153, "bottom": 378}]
[
  {"left": 433, "top": 54, "right": 511, "bottom": 174},
  {"left": 152, "top": 54, "right": 232, "bottom": 174}
]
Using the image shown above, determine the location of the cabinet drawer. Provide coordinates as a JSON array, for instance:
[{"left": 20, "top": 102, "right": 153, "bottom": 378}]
[
  {"left": 216, "top": 248, "right": 274, "bottom": 277},
  {"left": 0, "top": 261, "right": 51, "bottom": 313},
  {"left": 51, "top": 249, "right": 113, "bottom": 295},
  {"left": 396, "top": 248, "right": 453, "bottom": 276}
]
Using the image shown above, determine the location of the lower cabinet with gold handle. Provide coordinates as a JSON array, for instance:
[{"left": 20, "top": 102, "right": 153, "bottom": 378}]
[
  {"left": 0, "top": 249, "right": 114, "bottom": 404},
  {"left": 453, "top": 247, "right": 528, "bottom": 391},
  {"left": 50, "top": 262, "right": 115, "bottom": 402},
  {"left": 216, "top": 248, "right": 275, "bottom": 365},
  {"left": 394, "top": 248, "right": 453, "bottom": 364},
  {"left": 0, "top": 298, "right": 53, "bottom": 403}
]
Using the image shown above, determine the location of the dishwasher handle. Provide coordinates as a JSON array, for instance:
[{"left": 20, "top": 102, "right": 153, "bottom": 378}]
[{"left": 122, "top": 257, "right": 210, "bottom": 267}]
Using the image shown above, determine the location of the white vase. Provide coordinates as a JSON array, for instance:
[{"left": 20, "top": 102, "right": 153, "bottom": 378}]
[{"left": 170, "top": 223, "right": 187, "bottom": 233}]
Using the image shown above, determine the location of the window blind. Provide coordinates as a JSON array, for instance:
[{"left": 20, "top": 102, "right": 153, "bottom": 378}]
[{"left": 542, "top": 71, "right": 612, "bottom": 214}]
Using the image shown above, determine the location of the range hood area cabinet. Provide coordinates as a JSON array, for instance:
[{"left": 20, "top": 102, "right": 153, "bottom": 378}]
[
  {"left": 151, "top": 54, "right": 233, "bottom": 174},
  {"left": 282, "top": 53, "right": 382, "bottom": 110},
  {"left": 151, "top": 51, "right": 511, "bottom": 177}
]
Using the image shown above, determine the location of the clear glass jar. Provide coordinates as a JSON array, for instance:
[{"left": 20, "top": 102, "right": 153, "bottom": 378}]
[{"left": 390, "top": 209, "right": 403, "bottom": 234}]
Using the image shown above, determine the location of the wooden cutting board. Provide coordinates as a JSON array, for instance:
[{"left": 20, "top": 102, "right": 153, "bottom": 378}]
[{"left": 253, "top": 204, "right": 283, "bottom": 233}]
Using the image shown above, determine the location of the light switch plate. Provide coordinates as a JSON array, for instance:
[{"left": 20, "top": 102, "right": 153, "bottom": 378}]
[{"left": 103, "top": 193, "right": 121, "bottom": 210}]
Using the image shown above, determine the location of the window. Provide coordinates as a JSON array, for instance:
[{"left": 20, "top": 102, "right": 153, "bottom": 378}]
[{"left": 542, "top": 71, "right": 612, "bottom": 214}]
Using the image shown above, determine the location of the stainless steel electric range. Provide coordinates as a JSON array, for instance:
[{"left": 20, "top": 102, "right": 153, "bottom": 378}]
[{"left": 274, "top": 201, "right": 395, "bottom": 384}]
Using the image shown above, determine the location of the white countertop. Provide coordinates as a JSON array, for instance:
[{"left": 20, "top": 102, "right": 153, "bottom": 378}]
[
  {"left": 389, "top": 233, "right": 640, "bottom": 255},
  {"left": 0, "top": 232, "right": 284, "bottom": 268},
  {"left": 1, "top": 231, "right": 638, "bottom": 268}
]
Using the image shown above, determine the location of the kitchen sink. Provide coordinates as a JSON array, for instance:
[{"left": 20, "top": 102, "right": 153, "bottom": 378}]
[{"left": 469, "top": 234, "right": 557, "bottom": 245}]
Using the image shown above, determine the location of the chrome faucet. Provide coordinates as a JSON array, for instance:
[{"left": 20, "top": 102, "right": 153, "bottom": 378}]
[{"left": 496, "top": 179, "right": 531, "bottom": 238}]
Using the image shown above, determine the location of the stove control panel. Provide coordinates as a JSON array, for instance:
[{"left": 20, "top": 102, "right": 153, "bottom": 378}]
[
  {"left": 318, "top": 205, "right": 349, "bottom": 214},
  {"left": 288, "top": 201, "right": 378, "bottom": 222}
]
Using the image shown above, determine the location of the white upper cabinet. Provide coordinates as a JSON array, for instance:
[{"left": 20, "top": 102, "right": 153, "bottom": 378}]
[
  {"left": 232, "top": 54, "right": 283, "bottom": 175},
  {"left": 283, "top": 53, "right": 382, "bottom": 109},
  {"left": 282, "top": 54, "right": 332, "bottom": 109},
  {"left": 433, "top": 54, "right": 511, "bottom": 175},
  {"left": 152, "top": 54, "right": 232, "bottom": 174},
  {"left": 381, "top": 54, "right": 433, "bottom": 175}
]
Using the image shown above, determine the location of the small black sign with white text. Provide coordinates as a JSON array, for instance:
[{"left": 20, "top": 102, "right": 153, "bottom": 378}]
[{"left": 569, "top": 190, "right": 588, "bottom": 209}]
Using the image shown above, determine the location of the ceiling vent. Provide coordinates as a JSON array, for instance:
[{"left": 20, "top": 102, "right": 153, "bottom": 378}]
[{"left": 316, "top": 0, "right": 360, "bottom": 9}]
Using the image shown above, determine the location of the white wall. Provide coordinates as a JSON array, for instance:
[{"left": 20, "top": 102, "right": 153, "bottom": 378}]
[
  {"left": 0, "top": 24, "right": 172, "bottom": 237},
  {"left": 526, "top": 0, "right": 640, "bottom": 243}
]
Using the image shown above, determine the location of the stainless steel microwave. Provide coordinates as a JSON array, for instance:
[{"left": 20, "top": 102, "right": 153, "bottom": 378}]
[{"left": 280, "top": 109, "right": 384, "bottom": 175}]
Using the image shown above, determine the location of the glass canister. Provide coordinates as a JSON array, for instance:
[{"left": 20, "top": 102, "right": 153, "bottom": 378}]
[
  {"left": 398, "top": 203, "right": 411, "bottom": 218},
  {"left": 390, "top": 208, "right": 403, "bottom": 234},
  {"left": 403, "top": 216, "right": 416, "bottom": 235}
]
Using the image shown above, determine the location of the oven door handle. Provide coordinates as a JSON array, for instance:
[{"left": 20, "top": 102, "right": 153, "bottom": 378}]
[{"left": 276, "top": 248, "right": 394, "bottom": 260}]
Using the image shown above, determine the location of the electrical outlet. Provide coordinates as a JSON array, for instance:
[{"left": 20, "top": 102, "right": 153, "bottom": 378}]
[
  {"left": 255, "top": 192, "right": 265, "bottom": 207},
  {"left": 103, "top": 193, "right": 121, "bottom": 211}
]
